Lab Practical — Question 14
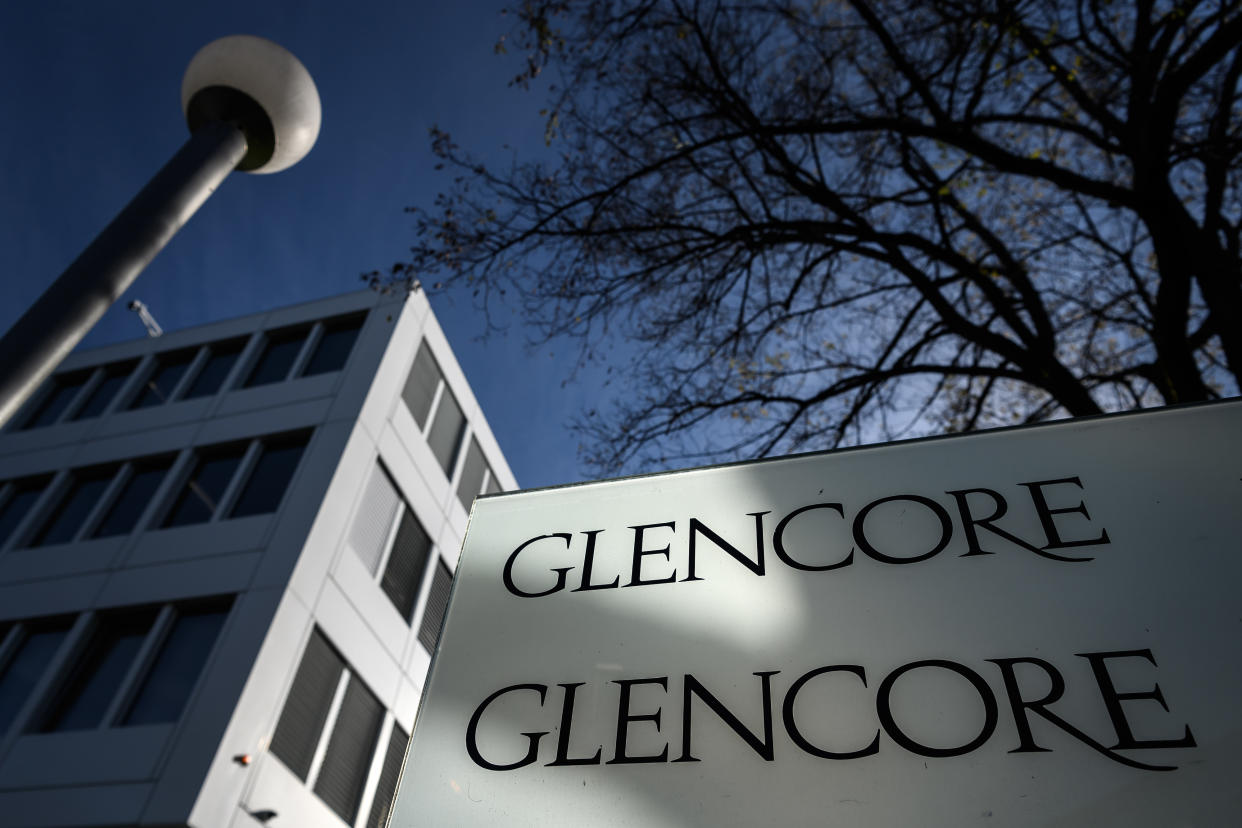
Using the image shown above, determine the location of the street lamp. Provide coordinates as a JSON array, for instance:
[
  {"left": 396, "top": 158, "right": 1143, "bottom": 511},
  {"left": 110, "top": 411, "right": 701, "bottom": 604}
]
[{"left": 0, "top": 35, "right": 321, "bottom": 428}]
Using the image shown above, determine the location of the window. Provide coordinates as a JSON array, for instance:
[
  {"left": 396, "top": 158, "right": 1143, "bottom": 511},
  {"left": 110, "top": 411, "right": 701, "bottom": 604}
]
[
  {"left": 129, "top": 349, "right": 196, "bottom": 409},
  {"left": 367, "top": 722, "right": 409, "bottom": 828},
  {"left": 0, "top": 432, "right": 307, "bottom": 539},
  {"left": 91, "top": 457, "right": 173, "bottom": 538},
  {"left": 122, "top": 603, "right": 229, "bottom": 725},
  {"left": 426, "top": 387, "right": 466, "bottom": 475},
  {"left": 455, "top": 437, "right": 502, "bottom": 510},
  {"left": 183, "top": 339, "right": 244, "bottom": 399},
  {"left": 71, "top": 361, "right": 137, "bottom": 421},
  {"left": 161, "top": 443, "right": 248, "bottom": 528},
  {"left": 380, "top": 510, "right": 433, "bottom": 622},
  {"left": 303, "top": 315, "right": 364, "bottom": 377},
  {"left": 5, "top": 454, "right": 175, "bottom": 546},
  {"left": 38, "top": 599, "right": 229, "bottom": 733},
  {"left": 42, "top": 610, "right": 155, "bottom": 731},
  {"left": 401, "top": 342, "right": 441, "bottom": 429},
  {"left": 11, "top": 336, "right": 254, "bottom": 428},
  {"left": 485, "top": 473, "right": 502, "bottom": 496},
  {"left": 349, "top": 466, "right": 401, "bottom": 576},
  {"left": 401, "top": 339, "right": 471, "bottom": 478},
  {"left": 27, "top": 465, "right": 118, "bottom": 547},
  {"left": 271, "top": 628, "right": 386, "bottom": 824},
  {"left": 0, "top": 619, "right": 71, "bottom": 734},
  {"left": 20, "top": 371, "right": 90, "bottom": 429},
  {"left": 244, "top": 327, "right": 308, "bottom": 388},
  {"left": 313, "top": 674, "right": 383, "bottom": 823},
  {"left": 271, "top": 629, "right": 344, "bottom": 780},
  {"left": 417, "top": 559, "right": 453, "bottom": 653},
  {"left": 348, "top": 465, "right": 435, "bottom": 624},
  {"left": 244, "top": 314, "right": 366, "bottom": 389},
  {"left": 0, "top": 477, "right": 50, "bottom": 548},
  {"left": 228, "top": 434, "right": 309, "bottom": 518}
]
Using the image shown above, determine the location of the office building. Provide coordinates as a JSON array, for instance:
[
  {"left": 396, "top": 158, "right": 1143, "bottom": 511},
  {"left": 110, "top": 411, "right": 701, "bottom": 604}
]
[{"left": 0, "top": 289, "right": 515, "bottom": 827}]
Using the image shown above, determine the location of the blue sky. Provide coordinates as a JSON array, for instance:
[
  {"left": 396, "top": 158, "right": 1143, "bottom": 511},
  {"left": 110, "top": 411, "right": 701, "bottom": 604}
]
[{"left": 0, "top": 0, "right": 599, "bottom": 488}]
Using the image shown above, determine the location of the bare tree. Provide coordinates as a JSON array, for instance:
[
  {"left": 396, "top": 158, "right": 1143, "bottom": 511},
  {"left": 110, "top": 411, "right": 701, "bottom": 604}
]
[{"left": 384, "top": 0, "right": 1242, "bottom": 473}]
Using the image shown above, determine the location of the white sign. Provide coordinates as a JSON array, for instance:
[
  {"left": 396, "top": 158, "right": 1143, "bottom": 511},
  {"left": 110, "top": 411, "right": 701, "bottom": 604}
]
[{"left": 391, "top": 402, "right": 1242, "bottom": 826}]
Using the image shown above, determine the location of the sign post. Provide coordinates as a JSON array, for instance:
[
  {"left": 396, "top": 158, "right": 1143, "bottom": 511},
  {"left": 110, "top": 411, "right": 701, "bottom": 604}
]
[{"left": 391, "top": 401, "right": 1242, "bottom": 826}]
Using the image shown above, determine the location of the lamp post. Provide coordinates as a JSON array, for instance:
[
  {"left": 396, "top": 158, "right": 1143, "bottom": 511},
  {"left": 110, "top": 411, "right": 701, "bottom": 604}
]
[{"left": 0, "top": 35, "right": 321, "bottom": 428}]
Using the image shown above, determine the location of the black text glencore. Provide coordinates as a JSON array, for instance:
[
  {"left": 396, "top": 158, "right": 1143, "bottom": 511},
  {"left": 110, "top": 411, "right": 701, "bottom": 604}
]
[
  {"left": 471, "top": 475, "right": 1194, "bottom": 774},
  {"left": 466, "top": 649, "right": 1195, "bottom": 773},
  {"left": 502, "top": 476, "right": 1109, "bottom": 597}
]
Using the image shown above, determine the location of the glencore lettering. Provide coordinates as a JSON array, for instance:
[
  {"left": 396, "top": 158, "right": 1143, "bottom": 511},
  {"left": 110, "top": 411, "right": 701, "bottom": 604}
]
[{"left": 502, "top": 476, "right": 1110, "bottom": 597}]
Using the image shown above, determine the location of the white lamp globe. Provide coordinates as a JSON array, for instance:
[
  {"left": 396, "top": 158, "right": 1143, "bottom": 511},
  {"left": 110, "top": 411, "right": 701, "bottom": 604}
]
[{"left": 181, "top": 35, "right": 321, "bottom": 174}]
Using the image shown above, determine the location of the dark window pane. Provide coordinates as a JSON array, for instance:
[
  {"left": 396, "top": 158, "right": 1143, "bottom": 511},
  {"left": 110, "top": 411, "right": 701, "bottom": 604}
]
[
  {"left": 162, "top": 444, "right": 246, "bottom": 527},
  {"left": 367, "top": 723, "right": 410, "bottom": 828},
  {"left": 401, "top": 341, "right": 441, "bottom": 429},
  {"left": 184, "top": 341, "right": 244, "bottom": 399},
  {"left": 244, "top": 328, "right": 307, "bottom": 388},
  {"left": 0, "top": 478, "right": 49, "bottom": 548},
  {"left": 381, "top": 509, "right": 432, "bottom": 622},
  {"left": 129, "top": 350, "right": 195, "bottom": 409},
  {"left": 93, "top": 459, "right": 172, "bottom": 538},
  {"left": 427, "top": 389, "right": 465, "bottom": 476},
  {"left": 484, "top": 474, "right": 502, "bottom": 495},
  {"left": 22, "top": 372, "right": 89, "bottom": 429},
  {"left": 72, "top": 362, "right": 136, "bottom": 420},
  {"left": 29, "top": 467, "right": 116, "bottom": 547},
  {"left": 44, "top": 612, "right": 153, "bottom": 732},
  {"left": 313, "top": 674, "right": 383, "bottom": 824},
  {"left": 417, "top": 560, "right": 453, "bottom": 653},
  {"left": 271, "top": 629, "right": 344, "bottom": 781},
  {"left": 455, "top": 438, "right": 489, "bottom": 510},
  {"left": 228, "top": 435, "right": 308, "bottom": 518},
  {"left": 0, "top": 623, "right": 70, "bottom": 734},
  {"left": 122, "top": 603, "right": 229, "bottom": 726},
  {"left": 303, "top": 316, "right": 363, "bottom": 376}
]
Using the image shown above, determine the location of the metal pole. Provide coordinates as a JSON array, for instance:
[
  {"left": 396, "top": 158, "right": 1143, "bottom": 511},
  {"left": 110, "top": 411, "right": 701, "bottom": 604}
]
[{"left": 0, "top": 120, "right": 247, "bottom": 428}]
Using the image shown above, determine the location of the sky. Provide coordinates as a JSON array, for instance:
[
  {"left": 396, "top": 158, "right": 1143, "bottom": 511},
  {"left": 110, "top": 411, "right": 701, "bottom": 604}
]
[{"left": 0, "top": 0, "right": 601, "bottom": 489}]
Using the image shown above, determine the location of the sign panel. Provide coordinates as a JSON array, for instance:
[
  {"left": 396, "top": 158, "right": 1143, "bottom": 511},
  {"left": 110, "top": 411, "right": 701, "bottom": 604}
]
[{"left": 391, "top": 402, "right": 1242, "bottom": 826}]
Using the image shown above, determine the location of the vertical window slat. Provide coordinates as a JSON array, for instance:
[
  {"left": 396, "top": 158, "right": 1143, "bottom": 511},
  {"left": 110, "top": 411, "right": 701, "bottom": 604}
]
[
  {"left": 350, "top": 466, "right": 401, "bottom": 576},
  {"left": 313, "top": 674, "right": 384, "bottom": 824},
  {"left": 400, "top": 341, "right": 441, "bottom": 429},
  {"left": 367, "top": 722, "right": 410, "bottom": 828},
  {"left": 417, "top": 560, "right": 453, "bottom": 653},
  {"left": 454, "top": 437, "right": 489, "bottom": 510},
  {"left": 426, "top": 389, "right": 466, "bottom": 476},
  {"left": 270, "top": 630, "right": 345, "bottom": 781},
  {"left": 380, "top": 509, "right": 432, "bottom": 622}
]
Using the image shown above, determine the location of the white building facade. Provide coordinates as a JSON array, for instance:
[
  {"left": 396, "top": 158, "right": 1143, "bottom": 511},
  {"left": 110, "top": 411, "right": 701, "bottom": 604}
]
[{"left": 0, "top": 289, "right": 516, "bottom": 828}]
